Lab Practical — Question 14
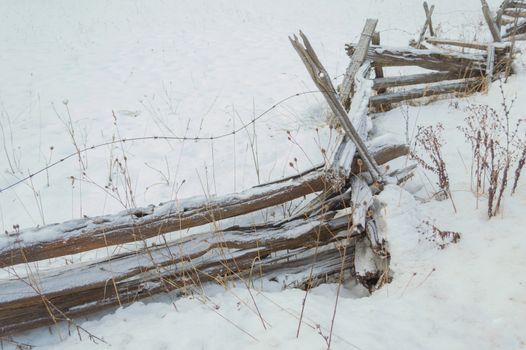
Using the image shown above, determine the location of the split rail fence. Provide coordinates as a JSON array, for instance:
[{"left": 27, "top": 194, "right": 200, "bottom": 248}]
[{"left": 0, "top": 0, "right": 520, "bottom": 337}]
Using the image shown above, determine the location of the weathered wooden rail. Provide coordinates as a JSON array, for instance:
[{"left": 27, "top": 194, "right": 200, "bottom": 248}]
[
  {"left": 343, "top": 9, "right": 515, "bottom": 112},
  {"left": 342, "top": 43, "right": 492, "bottom": 111},
  {"left": 0, "top": 212, "right": 362, "bottom": 334},
  {"left": 496, "top": 0, "right": 526, "bottom": 40},
  {"left": 345, "top": 45, "right": 489, "bottom": 72},
  {"left": 369, "top": 78, "right": 481, "bottom": 107},
  {"left": 0, "top": 141, "right": 406, "bottom": 269}
]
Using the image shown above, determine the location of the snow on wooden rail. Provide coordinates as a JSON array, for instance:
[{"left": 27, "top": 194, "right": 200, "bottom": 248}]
[
  {"left": 0, "top": 212, "right": 362, "bottom": 335},
  {"left": 290, "top": 26, "right": 382, "bottom": 181},
  {"left": 372, "top": 71, "right": 459, "bottom": 90},
  {"left": 339, "top": 18, "right": 378, "bottom": 109},
  {"left": 424, "top": 38, "right": 512, "bottom": 52},
  {"left": 345, "top": 44, "right": 489, "bottom": 72},
  {"left": 344, "top": 23, "right": 517, "bottom": 111},
  {"left": 495, "top": 0, "right": 526, "bottom": 40},
  {"left": 0, "top": 141, "right": 407, "bottom": 269},
  {"left": 369, "top": 78, "right": 482, "bottom": 107},
  {"left": 0, "top": 167, "right": 331, "bottom": 267}
]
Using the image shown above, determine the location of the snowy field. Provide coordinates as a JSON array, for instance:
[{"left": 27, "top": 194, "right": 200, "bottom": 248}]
[{"left": 1, "top": 0, "right": 525, "bottom": 349}]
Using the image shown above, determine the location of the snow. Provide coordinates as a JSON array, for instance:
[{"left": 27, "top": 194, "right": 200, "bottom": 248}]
[
  {"left": 0, "top": 169, "right": 322, "bottom": 252},
  {"left": 1, "top": 0, "right": 525, "bottom": 349}
]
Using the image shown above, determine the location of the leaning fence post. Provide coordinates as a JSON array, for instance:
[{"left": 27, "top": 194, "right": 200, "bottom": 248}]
[
  {"left": 371, "top": 32, "right": 385, "bottom": 94},
  {"left": 289, "top": 23, "right": 383, "bottom": 182},
  {"left": 481, "top": 0, "right": 502, "bottom": 42},
  {"left": 339, "top": 19, "right": 378, "bottom": 110},
  {"left": 485, "top": 44, "right": 495, "bottom": 90},
  {"left": 495, "top": 0, "right": 513, "bottom": 30},
  {"left": 416, "top": 3, "right": 435, "bottom": 48},
  {"left": 423, "top": 2, "right": 435, "bottom": 37}
]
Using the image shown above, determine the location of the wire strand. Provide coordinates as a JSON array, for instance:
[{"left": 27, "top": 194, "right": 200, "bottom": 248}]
[{"left": 0, "top": 90, "right": 326, "bottom": 193}]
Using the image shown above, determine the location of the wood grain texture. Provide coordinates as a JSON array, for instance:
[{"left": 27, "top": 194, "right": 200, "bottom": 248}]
[
  {"left": 423, "top": 2, "right": 435, "bottom": 37},
  {"left": 369, "top": 78, "right": 481, "bottom": 106},
  {"left": 485, "top": 44, "right": 496, "bottom": 87},
  {"left": 481, "top": 0, "right": 502, "bottom": 41},
  {"left": 340, "top": 19, "right": 378, "bottom": 110},
  {"left": 290, "top": 29, "right": 382, "bottom": 181},
  {"left": 0, "top": 213, "right": 363, "bottom": 335},
  {"left": 0, "top": 168, "right": 331, "bottom": 267},
  {"left": 372, "top": 71, "right": 460, "bottom": 90},
  {"left": 425, "top": 38, "right": 511, "bottom": 52},
  {"left": 345, "top": 44, "right": 487, "bottom": 73},
  {"left": 416, "top": 3, "right": 435, "bottom": 48}
]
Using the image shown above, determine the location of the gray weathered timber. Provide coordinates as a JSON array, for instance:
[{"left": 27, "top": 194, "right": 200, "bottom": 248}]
[
  {"left": 503, "top": 19, "right": 526, "bottom": 36},
  {"left": 369, "top": 78, "right": 481, "bottom": 107},
  {"left": 418, "top": 40, "right": 452, "bottom": 52},
  {"left": 416, "top": 3, "right": 435, "bottom": 48},
  {"left": 481, "top": 0, "right": 502, "bottom": 41},
  {"left": 0, "top": 132, "right": 400, "bottom": 270},
  {"left": 372, "top": 32, "right": 386, "bottom": 95},
  {"left": 0, "top": 213, "right": 362, "bottom": 335},
  {"left": 503, "top": 9, "right": 526, "bottom": 17},
  {"left": 485, "top": 44, "right": 496, "bottom": 87},
  {"left": 424, "top": 2, "right": 435, "bottom": 37},
  {"left": 365, "top": 197, "right": 389, "bottom": 257},
  {"left": 496, "top": 0, "right": 513, "bottom": 29},
  {"left": 1, "top": 245, "right": 357, "bottom": 335},
  {"left": 348, "top": 177, "right": 387, "bottom": 293},
  {"left": 306, "top": 24, "right": 378, "bottom": 220},
  {"left": 312, "top": 22, "right": 377, "bottom": 204},
  {"left": 425, "top": 38, "right": 511, "bottom": 52},
  {"left": 351, "top": 142, "right": 409, "bottom": 174},
  {"left": 260, "top": 246, "right": 355, "bottom": 290},
  {"left": 345, "top": 44, "right": 487, "bottom": 73},
  {"left": 0, "top": 214, "right": 357, "bottom": 306},
  {"left": 290, "top": 30, "right": 383, "bottom": 181},
  {"left": 294, "top": 140, "right": 409, "bottom": 220},
  {"left": 0, "top": 168, "right": 331, "bottom": 268},
  {"left": 499, "top": 17, "right": 517, "bottom": 25},
  {"left": 372, "top": 71, "right": 460, "bottom": 90},
  {"left": 504, "top": 32, "right": 526, "bottom": 40},
  {"left": 340, "top": 19, "right": 378, "bottom": 110},
  {"left": 349, "top": 177, "right": 373, "bottom": 232},
  {"left": 508, "top": 1, "right": 526, "bottom": 9}
]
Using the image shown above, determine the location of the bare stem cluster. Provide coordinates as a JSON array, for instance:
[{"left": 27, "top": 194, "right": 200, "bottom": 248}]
[{"left": 458, "top": 86, "right": 525, "bottom": 218}]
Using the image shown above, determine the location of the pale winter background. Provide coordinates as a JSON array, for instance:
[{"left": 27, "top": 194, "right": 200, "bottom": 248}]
[{"left": 0, "top": 0, "right": 525, "bottom": 349}]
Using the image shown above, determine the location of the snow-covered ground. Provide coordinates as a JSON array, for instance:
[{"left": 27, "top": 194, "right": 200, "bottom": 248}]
[{"left": 1, "top": 0, "right": 525, "bottom": 349}]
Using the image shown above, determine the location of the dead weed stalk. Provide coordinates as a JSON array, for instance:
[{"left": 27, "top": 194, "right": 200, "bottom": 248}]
[
  {"left": 411, "top": 123, "right": 457, "bottom": 212},
  {"left": 458, "top": 85, "right": 524, "bottom": 218}
]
